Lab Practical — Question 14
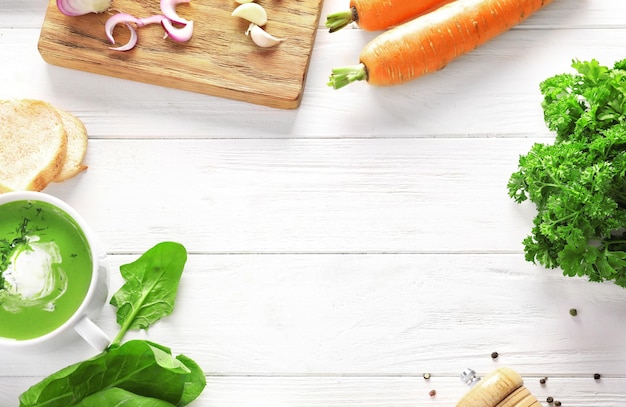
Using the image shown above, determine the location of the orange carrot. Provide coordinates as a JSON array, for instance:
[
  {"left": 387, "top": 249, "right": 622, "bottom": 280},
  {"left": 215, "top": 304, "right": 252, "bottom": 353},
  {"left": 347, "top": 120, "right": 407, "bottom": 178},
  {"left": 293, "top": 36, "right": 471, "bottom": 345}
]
[
  {"left": 328, "top": 0, "right": 553, "bottom": 89},
  {"left": 326, "top": 0, "right": 454, "bottom": 33}
]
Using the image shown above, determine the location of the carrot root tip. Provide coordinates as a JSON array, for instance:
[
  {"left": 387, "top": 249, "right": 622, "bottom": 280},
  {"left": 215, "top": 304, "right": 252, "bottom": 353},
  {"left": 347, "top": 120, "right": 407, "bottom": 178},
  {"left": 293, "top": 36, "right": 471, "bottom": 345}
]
[{"left": 327, "top": 63, "right": 367, "bottom": 89}]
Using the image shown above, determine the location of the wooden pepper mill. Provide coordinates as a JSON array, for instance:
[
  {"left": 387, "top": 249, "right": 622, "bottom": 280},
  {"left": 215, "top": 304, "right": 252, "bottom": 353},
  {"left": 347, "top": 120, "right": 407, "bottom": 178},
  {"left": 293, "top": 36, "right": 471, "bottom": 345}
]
[{"left": 456, "top": 367, "right": 541, "bottom": 407}]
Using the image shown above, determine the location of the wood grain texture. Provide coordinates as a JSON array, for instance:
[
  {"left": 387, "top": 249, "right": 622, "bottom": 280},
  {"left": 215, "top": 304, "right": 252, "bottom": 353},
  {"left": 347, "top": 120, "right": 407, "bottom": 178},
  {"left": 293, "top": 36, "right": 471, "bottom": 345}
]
[
  {"left": 456, "top": 367, "right": 540, "bottom": 407},
  {"left": 37, "top": 0, "right": 323, "bottom": 109}
]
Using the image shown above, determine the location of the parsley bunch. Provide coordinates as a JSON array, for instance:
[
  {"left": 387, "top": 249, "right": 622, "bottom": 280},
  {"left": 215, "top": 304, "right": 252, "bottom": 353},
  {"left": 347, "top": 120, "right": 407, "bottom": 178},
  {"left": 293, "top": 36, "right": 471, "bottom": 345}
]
[{"left": 508, "top": 59, "right": 626, "bottom": 287}]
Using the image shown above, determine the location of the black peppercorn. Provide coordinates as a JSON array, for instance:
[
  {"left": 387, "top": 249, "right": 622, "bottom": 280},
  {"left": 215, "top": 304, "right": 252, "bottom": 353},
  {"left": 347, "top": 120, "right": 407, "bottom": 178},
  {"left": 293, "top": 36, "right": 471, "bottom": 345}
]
[
  {"left": 491, "top": 351, "right": 499, "bottom": 359},
  {"left": 539, "top": 376, "right": 547, "bottom": 384},
  {"left": 594, "top": 373, "right": 601, "bottom": 380},
  {"left": 554, "top": 401, "right": 562, "bottom": 406},
  {"left": 546, "top": 396, "right": 554, "bottom": 403}
]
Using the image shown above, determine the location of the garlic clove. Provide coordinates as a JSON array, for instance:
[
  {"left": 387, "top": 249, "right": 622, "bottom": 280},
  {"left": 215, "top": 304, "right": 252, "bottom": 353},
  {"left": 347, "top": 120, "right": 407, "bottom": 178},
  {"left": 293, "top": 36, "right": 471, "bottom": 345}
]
[
  {"left": 245, "top": 23, "right": 284, "bottom": 48},
  {"left": 232, "top": 3, "right": 267, "bottom": 26}
]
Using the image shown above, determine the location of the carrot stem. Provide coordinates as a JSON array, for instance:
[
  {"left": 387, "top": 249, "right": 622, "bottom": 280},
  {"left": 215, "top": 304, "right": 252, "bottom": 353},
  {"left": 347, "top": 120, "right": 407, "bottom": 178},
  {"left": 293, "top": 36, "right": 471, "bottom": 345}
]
[
  {"left": 325, "top": 7, "right": 358, "bottom": 33},
  {"left": 327, "top": 63, "right": 367, "bottom": 89}
]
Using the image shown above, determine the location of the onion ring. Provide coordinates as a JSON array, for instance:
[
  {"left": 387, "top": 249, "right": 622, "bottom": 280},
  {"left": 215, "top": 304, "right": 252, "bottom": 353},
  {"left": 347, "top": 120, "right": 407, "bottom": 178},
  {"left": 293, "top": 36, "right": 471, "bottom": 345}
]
[
  {"left": 161, "top": 19, "right": 194, "bottom": 43},
  {"left": 138, "top": 14, "right": 168, "bottom": 27},
  {"left": 57, "top": 0, "right": 111, "bottom": 16},
  {"left": 105, "top": 13, "right": 141, "bottom": 51},
  {"left": 160, "top": 0, "right": 191, "bottom": 25},
  {"left": 104, "top": 5, "right": 194, "bottom": 52}
]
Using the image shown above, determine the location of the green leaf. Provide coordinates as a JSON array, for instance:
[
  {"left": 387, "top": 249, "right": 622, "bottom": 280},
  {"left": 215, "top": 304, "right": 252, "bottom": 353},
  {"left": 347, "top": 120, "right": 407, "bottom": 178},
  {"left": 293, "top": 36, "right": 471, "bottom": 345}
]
[
  {"left": 18, "top": 242, "right": 205, "bottom": 407},
  {"left": 572, "top": 58, "right": 608, "bottom": 84},
  {"left": 110, "top": 242, "right": 187, "bottom": 343},
  {"left": 176, "top": 354, "right": 207, "bottom": 406},
  {"left": 19, "top": 340, "right": 205, "bottom": 407},
  {"left": 76, "top": 388, "right": 176, "bottom": 407}
]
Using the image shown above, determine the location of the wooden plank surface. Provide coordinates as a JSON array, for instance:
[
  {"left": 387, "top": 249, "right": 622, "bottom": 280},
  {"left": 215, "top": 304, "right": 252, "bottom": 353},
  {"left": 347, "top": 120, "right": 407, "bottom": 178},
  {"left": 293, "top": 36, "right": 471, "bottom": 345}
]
[
  {"left": 4, "top": 252, "right": 626, "bottom": 373},
  {"left": 5, "top": 376, "right": 626, "bottom": 407},
  {"left": 37, "top": 0, "right": 323, "bottom": 109},
  {"left": 3, "top": 1, "right": 626, "bottom": 406},
  {"left": 36, "top": 137, "right": 537, "bottom": 254},
  {"left": 3, "top": 253, "right": 626, "bottom": 403}
]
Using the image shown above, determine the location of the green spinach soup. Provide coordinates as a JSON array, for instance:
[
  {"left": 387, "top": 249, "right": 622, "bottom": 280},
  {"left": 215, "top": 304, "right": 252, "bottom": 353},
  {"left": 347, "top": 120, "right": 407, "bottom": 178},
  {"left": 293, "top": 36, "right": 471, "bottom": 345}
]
[{"left": 0, "top": 200, "right": 93, "bottom": 340}]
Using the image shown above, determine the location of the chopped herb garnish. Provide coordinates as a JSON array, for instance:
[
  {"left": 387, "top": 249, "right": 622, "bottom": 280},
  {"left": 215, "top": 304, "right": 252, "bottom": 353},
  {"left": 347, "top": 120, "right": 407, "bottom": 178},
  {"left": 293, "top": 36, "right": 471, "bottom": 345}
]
[{"left": 0, "top": 218, "right": 33, "bottom": 287}]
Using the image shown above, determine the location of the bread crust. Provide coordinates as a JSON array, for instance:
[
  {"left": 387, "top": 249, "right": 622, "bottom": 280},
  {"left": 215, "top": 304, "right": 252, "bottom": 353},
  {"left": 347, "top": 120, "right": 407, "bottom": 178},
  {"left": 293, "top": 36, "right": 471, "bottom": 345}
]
[
  {"left": 53, "top": 108, "right": 89, "bottom": 182},
  {"left": 0, "top": 99, "right": 68, "bottom": 192}
]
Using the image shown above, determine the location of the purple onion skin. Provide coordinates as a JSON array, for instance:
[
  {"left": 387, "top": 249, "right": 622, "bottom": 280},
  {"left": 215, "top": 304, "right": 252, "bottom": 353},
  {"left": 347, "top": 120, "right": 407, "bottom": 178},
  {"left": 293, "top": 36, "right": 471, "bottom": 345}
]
[{"left": 56, "top": 0, "right": 111, "bottom": 17}]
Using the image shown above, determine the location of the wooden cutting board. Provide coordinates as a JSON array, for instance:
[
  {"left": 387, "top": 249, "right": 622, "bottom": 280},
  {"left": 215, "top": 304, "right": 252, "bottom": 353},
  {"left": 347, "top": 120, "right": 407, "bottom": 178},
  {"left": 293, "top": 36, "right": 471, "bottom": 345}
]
[{"left": 38, "top": 0, "right": 324, "bottom": 109}]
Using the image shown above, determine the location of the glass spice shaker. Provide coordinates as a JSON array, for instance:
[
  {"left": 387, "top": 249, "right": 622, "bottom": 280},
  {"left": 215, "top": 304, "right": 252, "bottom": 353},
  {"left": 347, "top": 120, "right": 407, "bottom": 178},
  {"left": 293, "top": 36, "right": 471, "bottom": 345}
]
[{"left": 456, "top": 367, "right": 541, "bottom": 407}]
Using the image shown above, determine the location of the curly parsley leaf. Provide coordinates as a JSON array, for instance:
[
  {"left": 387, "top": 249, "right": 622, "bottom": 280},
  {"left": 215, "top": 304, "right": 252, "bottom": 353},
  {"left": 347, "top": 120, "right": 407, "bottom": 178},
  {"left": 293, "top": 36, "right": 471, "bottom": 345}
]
[{"left": 509, "top": 58, "right": 626, "bottom": 288}]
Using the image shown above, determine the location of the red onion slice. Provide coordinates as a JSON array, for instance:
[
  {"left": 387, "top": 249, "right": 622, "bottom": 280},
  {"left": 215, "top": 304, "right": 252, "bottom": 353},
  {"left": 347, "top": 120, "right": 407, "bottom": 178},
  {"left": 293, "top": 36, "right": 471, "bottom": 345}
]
[
  {"left": 105, "top": 14, "right": 142, "bottom": 51},
  {"left": 160, "top": 0, "right": 191, "bottom": 25},
  {"left": 108, "top": 24, "right": 138, "bottom": 51},
  {"left": 138, "top": 14, "right": 168, "bottom": 27},
  {"left": 161, "top": 19, "right": 194, "bottom": 43},
  {"left": 104, "top": 5, "right": 194, "bottom": 51},
  {"left": 56, "top": 0, "right": 111, "bottom": 16}
]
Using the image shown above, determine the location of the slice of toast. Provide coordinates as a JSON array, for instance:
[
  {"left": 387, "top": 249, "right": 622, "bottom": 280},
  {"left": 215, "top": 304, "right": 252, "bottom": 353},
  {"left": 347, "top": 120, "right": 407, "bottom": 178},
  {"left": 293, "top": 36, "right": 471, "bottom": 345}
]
[
  {"left": 0, "top": 99, "right": 67, "bottom": 192},
  {"left": 53, "top": 108, "right": 88, "bottom": 182}
]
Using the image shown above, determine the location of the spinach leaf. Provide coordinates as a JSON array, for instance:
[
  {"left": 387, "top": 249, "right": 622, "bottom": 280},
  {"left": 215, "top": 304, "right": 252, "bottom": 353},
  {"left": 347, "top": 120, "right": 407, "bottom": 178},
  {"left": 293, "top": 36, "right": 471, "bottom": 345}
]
[
  {"left": 175, "top": 354, "right": 206, "bottom": 406},
  {"left": 18, "top": 242, "right": 206, "bottom": 406},
  {"left": 110, "top": 241, "right": 187, "bottom": 345},
  {"left": 76, "top": 387, "right": 175, "bottom": 406},
  {"left": 19, "top": 340, "right": 205, "bottom": 407}
]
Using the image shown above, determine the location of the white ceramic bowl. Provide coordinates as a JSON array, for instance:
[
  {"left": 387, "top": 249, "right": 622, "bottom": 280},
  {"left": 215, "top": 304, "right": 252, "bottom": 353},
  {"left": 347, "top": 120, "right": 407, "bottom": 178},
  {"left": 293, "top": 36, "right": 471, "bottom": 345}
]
[{"left": 0, "top": 191, "right": 110, "bottom": 353}]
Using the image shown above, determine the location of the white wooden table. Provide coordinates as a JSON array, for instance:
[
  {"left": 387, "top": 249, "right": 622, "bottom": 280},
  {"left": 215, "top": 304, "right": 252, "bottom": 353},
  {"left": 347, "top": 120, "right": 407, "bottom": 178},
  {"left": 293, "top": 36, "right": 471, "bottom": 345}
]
[{"left": 2, "top": 1, "right": 626, "bottom": 406}]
